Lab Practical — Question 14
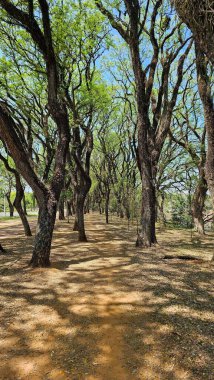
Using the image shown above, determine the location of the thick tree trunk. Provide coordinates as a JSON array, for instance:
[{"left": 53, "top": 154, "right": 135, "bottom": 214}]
[
  {"left": 136, "top": 171, "right": 156, "bottom": 247},
  {"left": 192, "top": 175, "right": 207, "bottom": 235},
  {"left": 30, "top": 194, "right": 57, "bottom": 267},
  {"left": 129, "top": 28, "right": 157, "bottom": 247},
  {"left": 195, "top": 45, "right": 214, "bottom": 206},
  {"left": 205, "top": 118, "right": 214, "bottom": 205}
]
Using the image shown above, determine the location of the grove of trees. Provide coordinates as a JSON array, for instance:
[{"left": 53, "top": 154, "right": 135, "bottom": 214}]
[{"left": 0, "top": 0, "right": 213, "bottom": 266}]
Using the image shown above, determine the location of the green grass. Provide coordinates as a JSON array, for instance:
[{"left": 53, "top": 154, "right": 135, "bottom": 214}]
[{"left": 0, "top": 214, "right": 38, "bottom": 221}]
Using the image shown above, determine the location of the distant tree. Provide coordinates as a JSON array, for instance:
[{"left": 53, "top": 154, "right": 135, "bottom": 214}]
[{"left": 0, "top": 147, "right": 32, "bottom": 235}]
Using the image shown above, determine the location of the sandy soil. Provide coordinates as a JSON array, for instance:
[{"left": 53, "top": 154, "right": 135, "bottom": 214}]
[{"left": 0, "top": 213, "right": 213, "bottom": 380}]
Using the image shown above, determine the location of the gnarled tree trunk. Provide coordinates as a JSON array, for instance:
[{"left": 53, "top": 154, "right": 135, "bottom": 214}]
[{"left": 30, "top": 193, "right": 57, "bottom": 267}]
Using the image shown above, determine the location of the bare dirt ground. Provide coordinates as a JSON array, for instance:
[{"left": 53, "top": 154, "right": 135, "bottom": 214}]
[{"left": 0, "top": 213, "right": 214, "bottom": 380}]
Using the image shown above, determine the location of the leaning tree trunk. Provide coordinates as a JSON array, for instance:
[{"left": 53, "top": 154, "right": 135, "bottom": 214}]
[
  {"left": 6, "top": 194, "right": 14, "bottom": 217},
  {"left": 30, "top": 193, "right": 57, "bottom": 267},
  {"left": 13, "top": 176, "right": 32, "bottom": 237},
  {"left": 192, "top": 175, "right": 207, "bottom": 235},
  {"left": 23, "top": 192, "right": 28, "bottom": 215}
]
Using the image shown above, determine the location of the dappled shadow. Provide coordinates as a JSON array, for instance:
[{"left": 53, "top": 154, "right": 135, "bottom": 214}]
[{"left": 0, "top": 213, "right": 213, "bottom": 379}]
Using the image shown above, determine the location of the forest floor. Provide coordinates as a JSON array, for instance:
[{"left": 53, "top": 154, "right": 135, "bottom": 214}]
[{"left": 0, "top": 213, "right": 214, "bottom": 380}]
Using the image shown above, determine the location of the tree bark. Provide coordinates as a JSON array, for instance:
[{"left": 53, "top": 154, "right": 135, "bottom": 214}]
[
  {"left": 76, "top": 193, "right": 87, "bottom": 241},
  {"left": 58, "top": 195, "right": 65, "bottom": 220},
  {"left": 195, "top": 45, "right": 214, "bottom": 206},
  {"left": 66, "top": 200, "right": 72, "bottom": 217},
  {"left": 13, "top": 174, "right": 32, "bottom": 236},
  {"left": 6, "top": 193, "right": 14, "bottom": 217},
  {"left": 105, "top": 190, "right": 110, "bottom": 224},
  {"left": 23, "top": 193, "right": 28, "bottom": 215},
  {"left": 157, "top": 193, "right": 166, "bottom": 226},
  {"left": 192, "top": 174, "right": 207, "bottom": 235},
  {"left": 128, "top": 12, "right": 157, "bottom": 247},
  {"left": 30, "top": 193, "right": 56, "bottom": 267}
]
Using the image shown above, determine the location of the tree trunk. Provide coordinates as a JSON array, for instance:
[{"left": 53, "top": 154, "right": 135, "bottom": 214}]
[
  {"left": 195, "top": 45, "right": 214, "bottom": 206},
  {"left": 99, "top": 202, "right": 102, "bottom": 214},
  {"left": 76, "top": 193, "right": 87, "bottom": 242},
  {"left": 58, "top": 196, "right": 65, "bottom": 220},
  {"left": 157, "top": 193, "right": 166, "bottom": 226},
  {"left": 66, "top": 200, "right": 72, "bottom": 217},
  {"left": 30, "top": 194, "right": 57, "bottom": 267},
  {"left": 73, "top": 192, "right": 79, "bottom": 230},
  {"left": 13, "top": 176, "right": 32, "bottom": 237},
  {"left": 192, "top": 176, "right": 207, "bottom": 235},
  {"left": 84, "top": 196, "right": 90, "bottom": 214},
  {"left": 6, "top": 194, "right": 14, "bottom": 217},
  {"left": 105, "top": 190, "right": 110, "bottom": 224},
  {"left": 136, "top": 172, "right": 156, "bottom": 247},
  {"left": 129, "top": 30, "right": 157, "bottom": 247},
  {"left": 23, "top": 192, "right": 28, "bottom": 215}
]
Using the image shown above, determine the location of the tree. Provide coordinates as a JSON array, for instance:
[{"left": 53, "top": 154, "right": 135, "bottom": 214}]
[
  {"left": 170, "top": 75, "right": 208, "bottom": 234},
  {"left": 0, "top": 0, "right": 70, "bottom": 266},
  {"left": 0, "top": 148, "right": 32, "bottom": 235},
  {"left": 96, "top": 0, "right": 192, "bottom": 247},
  {"left": 195, "top": 45, "right": 214, "bottom": 210}
]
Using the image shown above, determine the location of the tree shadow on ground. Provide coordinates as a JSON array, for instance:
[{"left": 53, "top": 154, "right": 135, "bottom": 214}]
[{"left": 0, "top": 213, "right": 213, "bottom": 380}]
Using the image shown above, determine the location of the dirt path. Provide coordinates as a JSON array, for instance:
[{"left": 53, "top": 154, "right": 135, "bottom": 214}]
[{"left": 0, "top": 214, "right": 214, "bottom": 380}]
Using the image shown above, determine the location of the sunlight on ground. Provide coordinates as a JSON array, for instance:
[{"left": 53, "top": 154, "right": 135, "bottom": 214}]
[{"left": 0, "top": 213, "right": 213, "bottom": 380}]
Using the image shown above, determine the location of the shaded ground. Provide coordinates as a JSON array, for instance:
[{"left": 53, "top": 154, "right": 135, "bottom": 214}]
[{"left": 0, "top": 213, "right": 214, "bottom": 380}]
